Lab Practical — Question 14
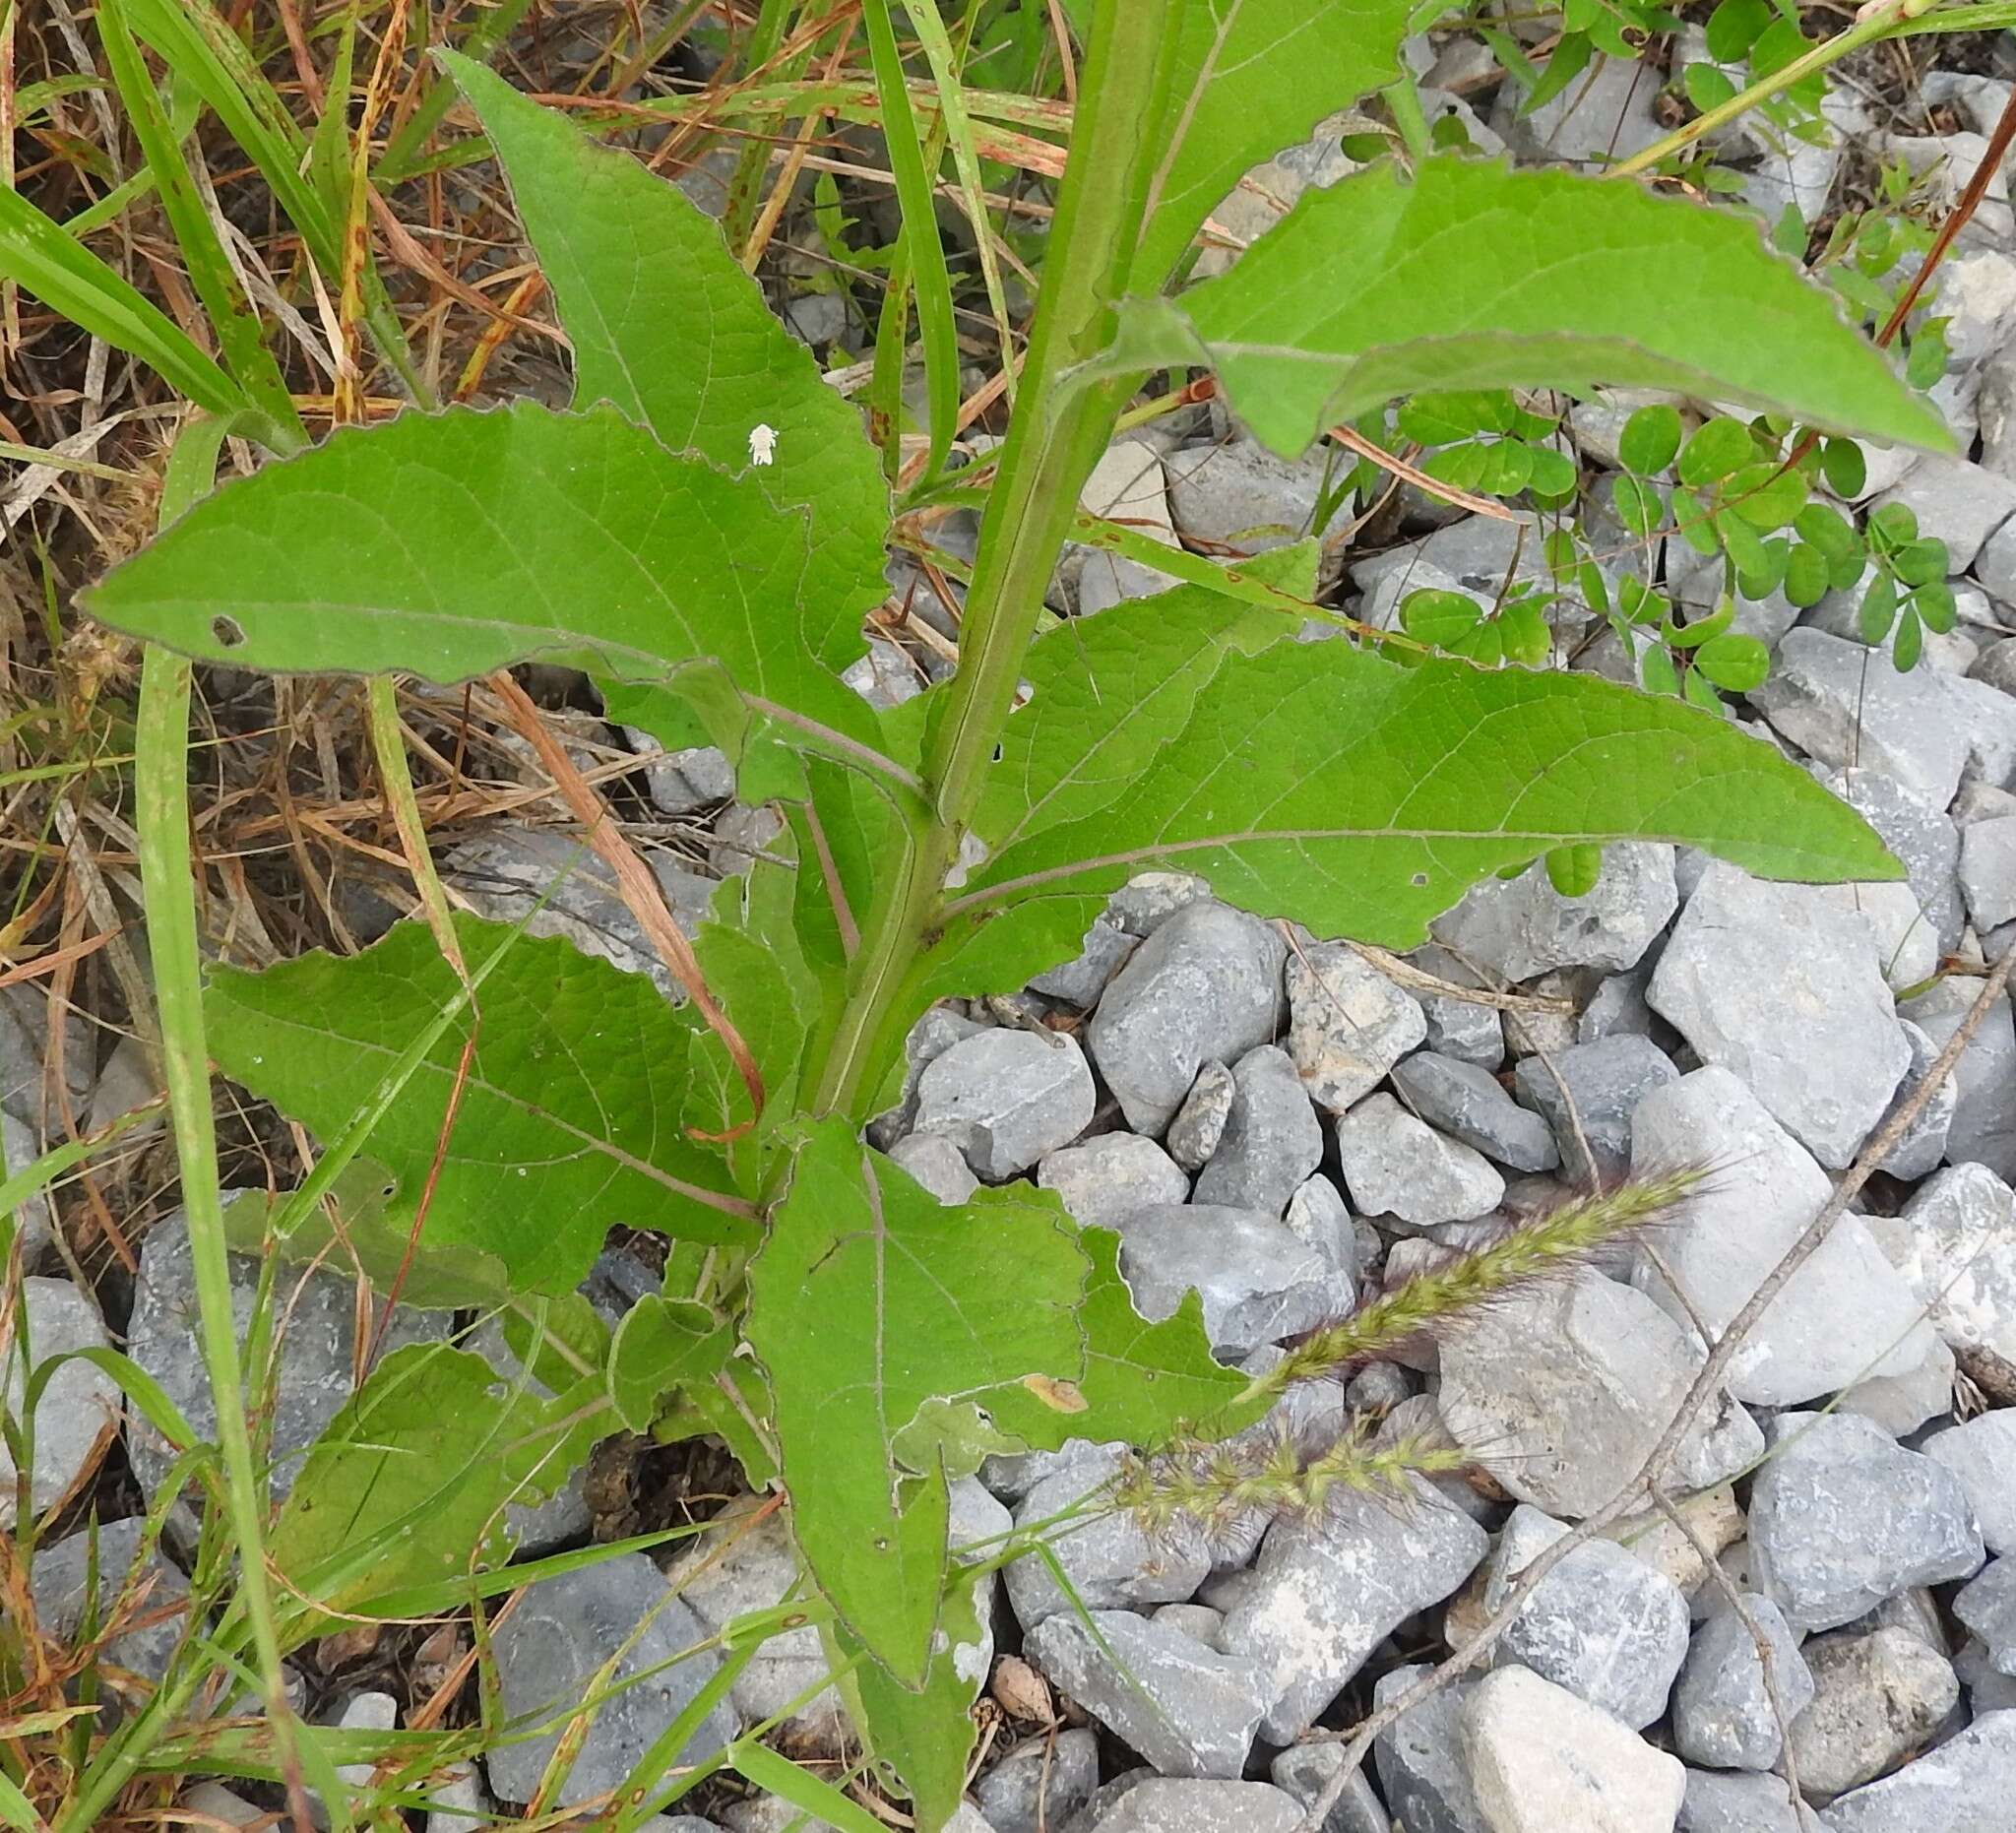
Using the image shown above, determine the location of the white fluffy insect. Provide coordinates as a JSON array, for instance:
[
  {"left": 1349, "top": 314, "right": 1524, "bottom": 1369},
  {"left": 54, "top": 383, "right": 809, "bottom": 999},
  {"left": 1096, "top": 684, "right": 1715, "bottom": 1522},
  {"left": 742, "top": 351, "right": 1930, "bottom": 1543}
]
[{"left": 747, "top": 423, "right": 780, "bottom": 467}]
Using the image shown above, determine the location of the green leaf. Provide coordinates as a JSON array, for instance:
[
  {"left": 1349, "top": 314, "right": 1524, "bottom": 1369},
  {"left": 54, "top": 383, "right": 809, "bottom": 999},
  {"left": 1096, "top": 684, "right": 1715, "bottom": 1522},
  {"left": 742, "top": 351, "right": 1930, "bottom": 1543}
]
[
  {"left": 0, "top": 184, "right": 247, "bottom": 419},
  {"left": 85, "top": 402, "right": 889, "bottom": 779},
  {"left": 220, "top": 1160, "right": 513, "bottom": 1310},
  {"left": 1685, "top": 62, "right": 1739, "bottom": 115},
  {"left": 1526, "top": 444, "right": 1579, "bottom": 499},
  {"left": 745, "top": 1123, "right": 1087, "bottom": 1680},
  {"left": 1860, "top": 572, "right": 1900, "bottom": 644},
  {"left": 938, "top": 634, "right": 1898, "bottom": 1001},
  {"left": 1783, "top": 541, "right": 1830, "bottom": 608},
  {"left": 986, "top": 1225, "right": 1252, "bottom": 1447},
  {"left": 1916, "top": 579, "right": 1958, "bottom": 634},
  {"left": 687, "top": 833, "right": 821, "bottom": 1190},
  {"left": 1822, "top": 436, "right": 1867, "bottom": 497},
  {"left": 845, "top": 1577, "right": 985, "bottom": 1829},
  {"left": 1679, "top": 416, "right": 1758, "bottom": 487},
  {"left": 1795, "top": 500, "right": 1858, "bottom": 561},
  {"left": 1907, "top": 316, "right": 1951, "bottom": 391},
  {"left": 1666, "top": 598, "right": 1735, "bottom": 650},
  {"left": 1694, "top": 631, "right": 1771, "bottom": 692},
  {"left": 1706, "top": 0, "right": 1771, "bottom": 61},
  {"left": 1892, "top": 537, "right": 1949, "bottom": 589},
  {"left": 1401, "top": 589, "right": 1485, "bottom": 648},
  {"left": 974, "top": 544, "right": 1319, "bottom": 855},
  {"left": 1868, "top": 501, "right": 1920, "bottom": 548},
  {"left": 1423, "top": 438, "right": 1534, "bottom": 496},
  {"left": 1499, "top": 600, "right": 1553, "bottom": 666},
  {"left": 651, "top": 1344, "right": 781, "bottom": 1490},
  {"left": 203, "top": 916, "right": 755, "bottom": 1294},
  {"left": 1525, "top": 31, "right": 1594, "bottom": 113},
  {"left": 1619, "top": 404, "right": 1683, "bottom": 475},
  {"left": 440, "top": 51, "right": 887, "bottom": 681},
  {"left": 1641, "top": 642, "right": 1680, "bottom": 697},
  {"left": 1611, "top": 473, "right": 1662, "bottom": 537},
  {"left": 1115, "top": 158, "right": 1949, "bottom": 458},
  {"left": 608, "top": 1296, "right": 737, "bottom": 1435},
  {"left": 1894, "top": 604, "right": 1923, "bottom": 671},
  {"left": 1669, "top": 484, "right": 1717, "bottom": 556},
  {"left": 1722, "top": 460, "right": 1805, "bottom": 531},
  {"left": 270, "top": 1343, "right": 593, "bottom": 1622},
  {"left": 1131, "top": 0, "right": 1415, "bottom": 289},
  {"left": 1544, "top": 844, "right": 1602, "bottom": 898},
  {"left": 1397, "top": 391, "right": 1515, "bottom": 444}
]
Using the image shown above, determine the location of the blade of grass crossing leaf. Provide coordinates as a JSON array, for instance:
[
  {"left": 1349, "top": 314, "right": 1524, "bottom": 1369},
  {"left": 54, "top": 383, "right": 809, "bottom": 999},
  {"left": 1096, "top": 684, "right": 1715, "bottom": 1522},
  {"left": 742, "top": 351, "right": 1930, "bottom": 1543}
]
[
  {"left": 132, "top": 417, "right": 307, "bottom": 1825},
  {"left": 862, "top": 0, "right": 961, "bottom": 477},
  {"left": 0, "top": 188, "right": 245, "bottom": 416},
  {"left": 898, "top": 0, "right": 1015, "bottom": 406},
  {"left": 96, "top": 0, "right": 304, "bottom": 446}
]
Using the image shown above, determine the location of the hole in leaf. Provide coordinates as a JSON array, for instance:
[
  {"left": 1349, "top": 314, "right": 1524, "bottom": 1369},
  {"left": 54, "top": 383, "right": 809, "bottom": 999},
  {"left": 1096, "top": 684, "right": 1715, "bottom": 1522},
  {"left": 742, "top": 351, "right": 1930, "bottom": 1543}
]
[
  {"left": 211, "top": 615, "right": 247, "bottom": 649},
  {"left": 1411, "top": 872, "right": 1428, "bottom": 887}
]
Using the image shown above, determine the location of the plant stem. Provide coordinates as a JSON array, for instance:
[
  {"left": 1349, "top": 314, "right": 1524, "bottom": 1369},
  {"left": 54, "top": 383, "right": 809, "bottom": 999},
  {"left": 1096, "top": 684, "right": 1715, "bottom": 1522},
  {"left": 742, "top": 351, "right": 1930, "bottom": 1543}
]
[
  {"left": 809, "top": 0, "right": 1186, "bottom": 1117},
  {"left": 64, "top": 423, "right": 308, "bottom": 1833},
  {"left": 1611, "top": 0, "right": 1919, "bottom": 179}
]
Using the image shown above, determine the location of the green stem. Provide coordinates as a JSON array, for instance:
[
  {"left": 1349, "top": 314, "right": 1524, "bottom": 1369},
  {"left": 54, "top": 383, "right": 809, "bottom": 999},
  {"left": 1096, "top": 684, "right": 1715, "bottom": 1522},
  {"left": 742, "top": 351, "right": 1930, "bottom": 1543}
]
[
  {"left": 810, "top": 0, "right": 1186, "bottom": 1116},
  {"left": 1612, "top": 0, "right": 1923, "bottom": 179},
  {"left": 62, "top": 422, "right": 305, "bottom": 1833}
]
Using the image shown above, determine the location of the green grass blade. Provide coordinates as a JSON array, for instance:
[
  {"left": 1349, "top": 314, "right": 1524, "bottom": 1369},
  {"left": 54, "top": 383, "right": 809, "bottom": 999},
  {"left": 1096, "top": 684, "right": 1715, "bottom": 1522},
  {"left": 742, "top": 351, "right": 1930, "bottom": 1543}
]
[
  {"left": 0, "top": 186, "right": 245, "bottom": 416},
  {"left": 861, "top": 0, "right": 960, "bottom": 478},
  {"left": 95, "top": 0, "right": 304, "bottom": 447},
  {"left": 897, "top": 0, "right": 1014, "bottom": 406},
  {"left": 373, "top": 0, "right": 536, "bottom": 184},
  {"left": 119, "top": 0, "right": 334, "bottom": 271},
  {"left": 728, "top": 1740, "right": 891, "bottom": 1833},
  {"left": 129, "top": 417, "right": 306, "bottom": 1816}
]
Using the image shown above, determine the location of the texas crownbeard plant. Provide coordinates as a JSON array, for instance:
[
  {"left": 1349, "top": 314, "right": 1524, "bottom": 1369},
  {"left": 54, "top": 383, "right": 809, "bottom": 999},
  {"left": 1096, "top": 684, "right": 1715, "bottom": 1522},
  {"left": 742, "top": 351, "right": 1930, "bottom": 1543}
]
[{"left": 80, "top": 2, "right": 1950, "bottom": 1823}]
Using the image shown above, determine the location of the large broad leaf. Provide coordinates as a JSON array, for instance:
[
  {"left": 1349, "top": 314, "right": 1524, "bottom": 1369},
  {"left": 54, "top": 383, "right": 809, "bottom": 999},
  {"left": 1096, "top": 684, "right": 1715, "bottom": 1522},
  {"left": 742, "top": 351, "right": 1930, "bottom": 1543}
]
[
  {"left": 846, "top": 1568, "right": 990, "bottom": 1830},
  {"left": 270, "top": 1343, "right": 596, "bottom": 1625},
  {"left": 927, "top": 633, "right": 1898, "bottom": 1002},
  {"left": 84, "top": 401, "right": 890, "bottom": 779},
  {"left": 1118, "top": 157, "right": 1950, "bottom": 456},
  {"left": 1132, "top": 0, "right": 1415, "bottom": 290},
  {"left": 987, "top": 1225, "right": 1253, "bottom": 1445},
  {"left": 440, "top": 54, "right": 888, "bottom": 693},
  {"left": 205, "top": 916, "right": 755, "bottom": 1294},
  {"left": 745, "top": 1123, "right": 1087, "bottom": 1682},
  {"left": 974, "top": 542, "right": 1316, "bottom": 854}
]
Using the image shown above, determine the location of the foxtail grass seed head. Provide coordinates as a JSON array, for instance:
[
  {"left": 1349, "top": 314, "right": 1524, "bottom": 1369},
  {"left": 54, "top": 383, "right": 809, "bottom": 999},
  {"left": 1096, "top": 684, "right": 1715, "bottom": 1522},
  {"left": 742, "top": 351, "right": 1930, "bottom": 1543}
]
[{"left": 1258, "top": 1163, "right": 1709, "bottom": 1400}]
